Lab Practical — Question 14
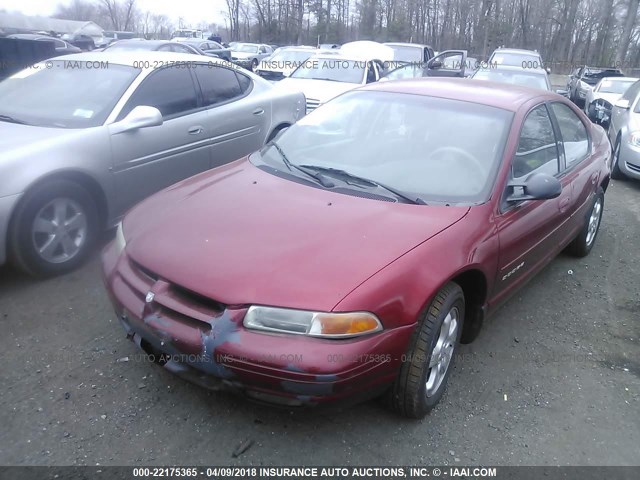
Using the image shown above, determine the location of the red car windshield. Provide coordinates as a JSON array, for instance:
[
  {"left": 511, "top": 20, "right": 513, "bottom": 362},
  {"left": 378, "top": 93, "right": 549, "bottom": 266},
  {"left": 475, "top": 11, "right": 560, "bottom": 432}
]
[{"left": 258, "top": 90, "right": 513, "bottom": 204}]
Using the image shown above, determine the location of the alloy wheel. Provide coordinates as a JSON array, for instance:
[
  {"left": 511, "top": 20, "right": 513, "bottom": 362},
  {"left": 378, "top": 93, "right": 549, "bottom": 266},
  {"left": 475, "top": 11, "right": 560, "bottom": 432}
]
[
  {"left": 585, "top": 197, "right": 602, "bottom": 247},
  {"left": 31, "top": 197, "right": 88, "bottom": 264},
  {"left": 426, "top": 307, "right": 459, "bottom": 397}
]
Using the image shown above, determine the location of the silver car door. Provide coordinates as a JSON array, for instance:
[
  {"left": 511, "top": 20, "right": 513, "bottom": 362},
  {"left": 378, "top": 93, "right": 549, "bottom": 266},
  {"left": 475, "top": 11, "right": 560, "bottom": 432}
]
[
  {"left": 192, "top": 65, "right": 271, "bottom": 167},
  {"left": 424, "top": 50, "right": 467, "bottom": 78},
  {"left": 109, "top": 65, "right": 211, "bottom": 215}
]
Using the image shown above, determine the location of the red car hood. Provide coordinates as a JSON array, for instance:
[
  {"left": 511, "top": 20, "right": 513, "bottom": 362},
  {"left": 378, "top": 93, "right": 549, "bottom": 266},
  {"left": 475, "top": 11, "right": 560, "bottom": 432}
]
[{"left": 124, "top": 158, "right": 469, "bottom": 311}]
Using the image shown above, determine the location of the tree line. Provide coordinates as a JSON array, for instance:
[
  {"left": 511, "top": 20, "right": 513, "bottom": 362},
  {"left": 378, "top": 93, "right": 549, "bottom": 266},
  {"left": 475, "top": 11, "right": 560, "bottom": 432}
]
[
  {"left": 51, "top": 0, "right": 640, "bottom": 71},
  {"left": 230, "top": 0, "right": 640, "bottom": 71}
]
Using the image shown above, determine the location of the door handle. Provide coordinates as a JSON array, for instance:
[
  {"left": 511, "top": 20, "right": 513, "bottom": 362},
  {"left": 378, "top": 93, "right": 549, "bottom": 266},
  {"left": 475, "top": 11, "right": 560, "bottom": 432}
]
[
  {"left": 590, "top": 172, "right": 598, "bottom": 185},
  {"left": 253, "top": 108, "right": 265, "bottom": 116},
  {"left": 188, "top": 126, "right": 203, "bottom": 135}
]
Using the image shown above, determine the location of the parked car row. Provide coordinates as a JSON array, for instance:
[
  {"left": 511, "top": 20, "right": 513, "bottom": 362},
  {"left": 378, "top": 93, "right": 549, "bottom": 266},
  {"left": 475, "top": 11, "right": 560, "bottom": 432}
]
[
  {"left": 0, "top": 41, "right": 564, "bottom": 276},
  {"left": 102, "top": 38, "right": 231, "bottom": 61},
  {"left": 562, "top": 65, "right": 640, "bottom": 182},
  {"left": 0, "top": 42, "right": 619, "bottom": 419}
]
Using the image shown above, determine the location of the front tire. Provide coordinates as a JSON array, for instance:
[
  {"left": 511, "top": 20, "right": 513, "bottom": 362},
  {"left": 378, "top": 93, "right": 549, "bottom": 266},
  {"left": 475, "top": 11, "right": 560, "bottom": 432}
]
[
  {"left": 388, "top": 282, "right": 465, "bottom": 418},
  {"left": 566, "top": 187, "right": 604, "bottom": 257},
  {"left": 9, "top": 179, "right": 99, "bottom": 277}
]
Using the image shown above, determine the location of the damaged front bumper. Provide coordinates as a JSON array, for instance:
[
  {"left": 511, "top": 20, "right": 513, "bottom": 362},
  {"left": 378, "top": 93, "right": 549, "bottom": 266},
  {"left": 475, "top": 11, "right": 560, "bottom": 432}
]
[{"left": 102, "top": 241, "right": 413, "bottom": 407}]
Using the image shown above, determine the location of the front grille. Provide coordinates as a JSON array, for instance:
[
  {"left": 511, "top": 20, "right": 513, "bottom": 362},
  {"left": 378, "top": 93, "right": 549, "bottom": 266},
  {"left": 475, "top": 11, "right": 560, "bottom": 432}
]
[
  {"left": 131, "top": 260, "right": 158, "bottom": 283},
  {"left": 306, "top": 98, "right": 321, "bottom": 114},
  {"left": 258, "top": 70, "right": 285, "bottom": 81},
  {"left": 119, "top": 258, "right": 226, "bottom": 326}
]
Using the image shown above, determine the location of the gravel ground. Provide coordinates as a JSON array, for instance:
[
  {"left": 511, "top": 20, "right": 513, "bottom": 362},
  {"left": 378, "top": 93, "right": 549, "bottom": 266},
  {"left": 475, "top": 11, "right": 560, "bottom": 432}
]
[{"left": 0, "top": 180, "right": 638, "bottom": 467}]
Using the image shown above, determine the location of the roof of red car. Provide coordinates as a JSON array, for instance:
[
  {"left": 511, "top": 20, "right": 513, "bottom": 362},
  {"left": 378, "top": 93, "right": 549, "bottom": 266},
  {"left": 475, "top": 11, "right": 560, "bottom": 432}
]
[{"left": 361, "top": 77, "right": 558, "bottom": 112}]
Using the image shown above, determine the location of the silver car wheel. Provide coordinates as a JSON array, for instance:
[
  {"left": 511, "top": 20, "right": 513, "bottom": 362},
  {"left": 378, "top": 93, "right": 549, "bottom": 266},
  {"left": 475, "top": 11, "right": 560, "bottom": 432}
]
[
  {"left": 31, "top": 198, "right": 88, "bottom": 264},
  {"left": 426, "top": 307, "right": 459, "bottom": 397},
  {"left": 586, "top": 197, "right": 602, "bottom": 247}
]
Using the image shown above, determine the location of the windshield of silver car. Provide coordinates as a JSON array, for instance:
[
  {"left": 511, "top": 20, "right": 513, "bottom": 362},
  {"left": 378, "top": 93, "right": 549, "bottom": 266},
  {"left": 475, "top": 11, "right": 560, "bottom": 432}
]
[
  {"left": 597, "top": 79, "right": 637, "bottom": 94},
  {"left": 0, "top": 62, "right": 140, "bottom": 128},
  {"left": 256, "top": 90, "right": 513, "bottom": 204}
]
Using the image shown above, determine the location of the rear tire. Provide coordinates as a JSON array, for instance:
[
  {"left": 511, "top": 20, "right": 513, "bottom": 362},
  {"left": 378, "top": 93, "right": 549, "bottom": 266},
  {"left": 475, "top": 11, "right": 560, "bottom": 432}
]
[
  {"left": 9, "top": 179, "right": 99, "bottom": 277},
  {"left": 566, "top": 187, "right": 604, "bottom": 257},
  {"left": 387, "top": 282, "right": 465, "bottom": 418}
]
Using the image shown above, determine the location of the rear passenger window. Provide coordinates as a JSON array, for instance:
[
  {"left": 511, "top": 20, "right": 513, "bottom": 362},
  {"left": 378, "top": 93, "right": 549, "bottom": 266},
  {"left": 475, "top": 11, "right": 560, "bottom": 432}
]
[
  {"left": 193, "top": 65, "right": 242, "bottom": 106},
  {"left": 513, "top": 105, "right": 559, "bottom": 179},
  {"left": 551, "top": 103, "right": 589, "bottom": 168},
  {"left": 172, "top": 44, "right": 193, "bottom": 54},
  {"left": 236, "top": 72, "right": 252, "bottom": 93}
]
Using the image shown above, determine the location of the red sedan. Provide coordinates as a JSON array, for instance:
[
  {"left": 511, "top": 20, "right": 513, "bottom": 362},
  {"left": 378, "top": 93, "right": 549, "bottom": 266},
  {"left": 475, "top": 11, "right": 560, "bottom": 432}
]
[{"left": 102, "top": 78, "right": 611, "bottom": 418}]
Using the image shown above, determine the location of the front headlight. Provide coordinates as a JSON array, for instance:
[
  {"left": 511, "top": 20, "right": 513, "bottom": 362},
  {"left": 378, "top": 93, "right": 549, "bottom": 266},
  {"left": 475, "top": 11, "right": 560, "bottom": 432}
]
[
  {"left": 114, "top": 222, "right": 126, "bottom": 256},
  {"left": 629, "top": 131, "right": 640, "bottom": 147},
  {"left": 243, "top": 306, "right": 383, "bottom": 338}
]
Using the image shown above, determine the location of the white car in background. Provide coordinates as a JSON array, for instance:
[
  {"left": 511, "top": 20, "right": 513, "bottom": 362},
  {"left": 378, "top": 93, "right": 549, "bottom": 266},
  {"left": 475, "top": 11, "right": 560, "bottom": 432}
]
[
  {"left": 471, "top": 65, "right": 552, "bottom": 91},
  {"left": 255, "top": 46, "right": 317, "bottom": 81},
  {"left": 277, "top": 41, "right": 395, "bottom": 114},
  {"left": 584, "top": 76, "right": 639, "bottom": 124},
  {"left": 488, "top": 48, "right": 544, "bottom": 69}
]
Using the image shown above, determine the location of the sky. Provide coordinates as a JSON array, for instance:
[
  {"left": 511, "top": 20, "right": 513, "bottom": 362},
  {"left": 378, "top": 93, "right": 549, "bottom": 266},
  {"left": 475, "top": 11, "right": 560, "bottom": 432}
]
[{"left": 0, "top": 0, "right": 228, "bottom": 28}]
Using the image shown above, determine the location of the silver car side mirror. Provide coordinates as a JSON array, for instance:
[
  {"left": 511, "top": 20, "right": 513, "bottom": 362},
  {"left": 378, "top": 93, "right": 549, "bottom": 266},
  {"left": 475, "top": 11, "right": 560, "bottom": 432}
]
[{"left": 111, "top": 106, "right": 163, "bottom": 134}]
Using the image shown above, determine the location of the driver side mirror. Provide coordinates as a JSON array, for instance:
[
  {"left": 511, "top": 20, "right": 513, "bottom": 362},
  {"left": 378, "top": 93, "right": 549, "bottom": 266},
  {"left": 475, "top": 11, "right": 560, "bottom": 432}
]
[
  {"left": 506, "top": 172, "right": 562, "bottom": 203},
  {"left": 614, "top": 99, "right": 630, "bottom": 110},
  {"left": 428, "top": 60, "right": 443, "bottom": 69},
  {"left": 111, "top": 106, "right": 163, "bottom": 134}
]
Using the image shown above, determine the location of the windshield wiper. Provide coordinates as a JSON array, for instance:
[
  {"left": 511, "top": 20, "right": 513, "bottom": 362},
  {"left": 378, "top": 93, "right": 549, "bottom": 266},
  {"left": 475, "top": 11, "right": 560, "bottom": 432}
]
[
  {"left": 298, "top": 165, "right": 428, "bottom": 205},
  {"left": 311, "top": 77, "right": 342, "bottom": 82},
  {"left": 0, "top": 114, "right": 28, "bottom": 125},
  {"left": 268, "top": 142, "right": 335, "bottom": 188}
]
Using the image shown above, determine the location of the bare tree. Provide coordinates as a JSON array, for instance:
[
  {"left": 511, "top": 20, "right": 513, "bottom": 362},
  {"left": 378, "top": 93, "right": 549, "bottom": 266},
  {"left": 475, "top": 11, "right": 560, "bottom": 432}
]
[
  {"left": 99, "top": 0, "right": 138, "bottom": 31},
  {"left": 616, "top": 0, "right": 640, "bottom": 64}
]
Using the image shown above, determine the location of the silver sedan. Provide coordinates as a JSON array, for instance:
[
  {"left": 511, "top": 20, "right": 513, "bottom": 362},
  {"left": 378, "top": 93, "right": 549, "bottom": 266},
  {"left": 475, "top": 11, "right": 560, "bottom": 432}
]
[
  {"left": 0, "top": 52, "right": 305, "bottom": 276},
  {"left": 608, "top": 79, "right": 640, "bottom": 181}
]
